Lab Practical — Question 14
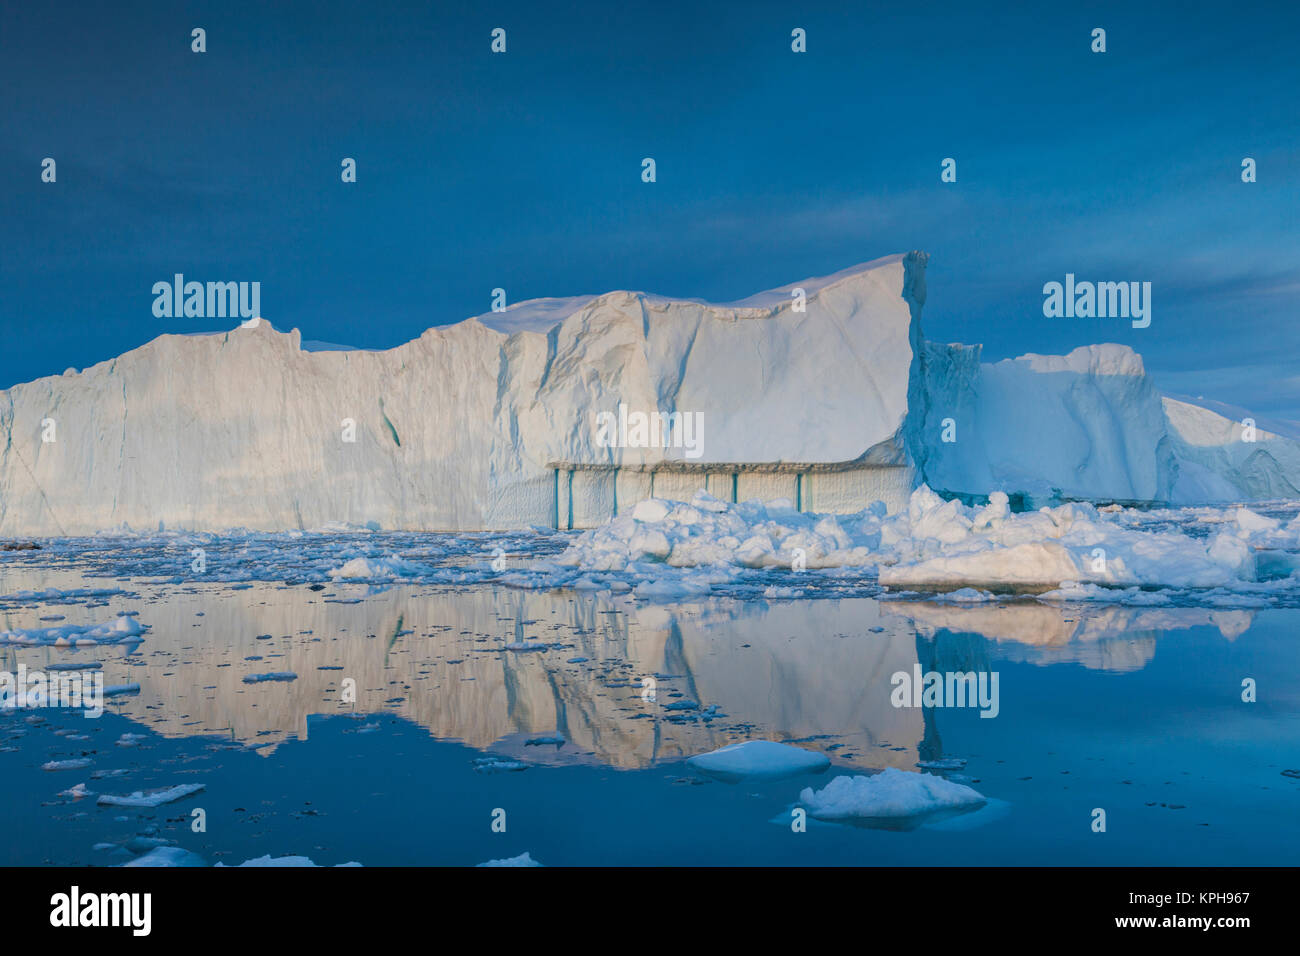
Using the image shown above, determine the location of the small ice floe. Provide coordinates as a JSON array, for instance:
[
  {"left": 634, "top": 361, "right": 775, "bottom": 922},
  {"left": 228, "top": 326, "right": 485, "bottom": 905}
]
[
  {"left": 524, "top": 735, "right": 565, "bottom": 747},
  {"left": 503, "top": 641, "right": 548, "bottom": 652},
  {"left": 216, "top": 855, "right": 362, "bottom": 867},
  {"left": 687, "top": 740, "right": 831, "bottom": 783},
  {"left": 799, "top": 769, "right": 986, "bottom": 828},
  {"left": 473, "top": 756, "right": 527, "bottom": 773},
  {"left": 46, "top": 661, "right": 102, "bottom": 672},
  {"left": 43, "top": 757, "right": 93, "bottom": 771},
  {"left": 97, "top": 783, "right": 206, "bottom": 808},
  {"left": 918, "top": 758, "right": 968, "bottom": 771},
  {"left": 476, "top": 851, "right": 542, "bottom": 867},
  {"left": 103, "top": 683, "right": 141, "bottom": 698},
  {"left": 121, "top": 846, "right": 206, "bottom": 867},
  {"left": 58, "top": 782, "right": 93, "bottom": 799},
  {"left": 241, "top": 671, "right": 298, "bottom": 683},
  {"left": 115, "top": 733, "right": 147, "bottom": 747},
  {"left": 0, "top": 615, "right": 147, "bottom": 647},
  {"left": 663, "top": 699, "right": 699, "bottom": 711},
  {"left": 327, "top": 554, "right": 425, "bottom": 581}
]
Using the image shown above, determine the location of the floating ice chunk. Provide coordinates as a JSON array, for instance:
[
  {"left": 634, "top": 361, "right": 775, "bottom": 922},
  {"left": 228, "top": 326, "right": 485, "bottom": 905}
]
[
  {"left": 121, "top": 846, "right": 206, "bottom": 867},
  {"left": 43, "top": 758, "right": 93, "bottom": 771},
  {"left": 477, "top": 851, "right": 542, "bottom": 867},
  {"left": 97, "top": 783, "right": 206, "bottom": 808},
  {"left": 473, "top": 756, "right": 527, "bottom": 773},
  {"left": 0, "top": 615, "right": 147, "bottom": 647},
  {"left": 103, "top": 683, "right": 141, "bottom": 697},
  {"left": 799, "top": 769, "right": 986, "bottom": 823},
  {"left": 327, "top": 554, "right": 425, "bottom": 580},
  {"left": 917, "top": 758, "right": 967, "bottom": 770},
  {"left": 687, "top": 740, "right": 831, "bottom": 782},
  {"left": 242, "top": 671, "right": 298, "bottom": 683}
]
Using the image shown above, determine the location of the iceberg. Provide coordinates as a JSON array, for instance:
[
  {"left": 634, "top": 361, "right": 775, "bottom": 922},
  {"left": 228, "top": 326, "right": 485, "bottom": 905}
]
[{"left": 0, "top": 251, "right": 1294, "bottom": 536}]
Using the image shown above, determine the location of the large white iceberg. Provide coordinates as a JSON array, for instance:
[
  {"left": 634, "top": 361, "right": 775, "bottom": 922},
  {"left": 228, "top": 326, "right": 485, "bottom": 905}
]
[{"left": 0, "top": 250, "right": 1294, "bottom": 535}]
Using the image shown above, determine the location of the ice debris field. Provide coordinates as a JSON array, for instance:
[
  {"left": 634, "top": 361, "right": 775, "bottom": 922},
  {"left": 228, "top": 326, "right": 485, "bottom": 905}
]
[{"left": 4, "top": 485, "right": 1299, "bottom": 613}]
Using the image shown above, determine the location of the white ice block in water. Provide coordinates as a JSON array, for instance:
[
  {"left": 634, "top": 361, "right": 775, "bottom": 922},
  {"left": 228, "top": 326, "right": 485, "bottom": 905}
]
[
  {"left": 97, "top": 783, "right": 205, "bottom": 808},
  {"left": 42, "top": 758, "right": 93, "bottom": 771},
  {"left": 799, "top": 768, "right": 986, "bottom": 825},
  {"left": 687, "top": 740, "right": 831, "bottom": 782}
]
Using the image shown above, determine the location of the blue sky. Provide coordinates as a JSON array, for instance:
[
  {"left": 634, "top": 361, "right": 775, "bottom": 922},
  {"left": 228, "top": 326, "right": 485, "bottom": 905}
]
[{"left": 2, "top": 0, "right": 1297, "bottom": 422}]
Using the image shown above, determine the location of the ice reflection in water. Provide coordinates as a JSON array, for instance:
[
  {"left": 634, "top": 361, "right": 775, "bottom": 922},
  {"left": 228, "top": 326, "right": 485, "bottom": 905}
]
[{"left": 0, "top": 568, "right": 1258, "bottom": 771}]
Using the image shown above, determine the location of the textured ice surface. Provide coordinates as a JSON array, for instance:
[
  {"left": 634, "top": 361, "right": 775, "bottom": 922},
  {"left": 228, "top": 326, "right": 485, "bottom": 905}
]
[
  {"left": 0, "top": 255, "right": 922, "bottom": 534},
  {"left": 799, "top": 768, "right": 986, "bottom": 821},
  {"left": 1, "top": 488, "right": 1297, "bottom": 606},
  {"left": 1, "top": 253, "right": 1295, "bottom": 538}
]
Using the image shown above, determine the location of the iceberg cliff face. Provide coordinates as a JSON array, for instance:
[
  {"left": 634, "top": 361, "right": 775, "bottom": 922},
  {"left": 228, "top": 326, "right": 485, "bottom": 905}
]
[
  {"left": 1, "top": 250, "right": 1295, "bottom": 536},
  {"left": 0, "top": 254, "right": 926, "bottom": 535},
  {"left": 916, "top": 343, "right": 1178, "bottom": 505},
  {"left": 1162, "top": 397, "right": 1300, "bottom": 502},
  {"left": 913, "top": 341, "right": 1300, "bottom": 507}
]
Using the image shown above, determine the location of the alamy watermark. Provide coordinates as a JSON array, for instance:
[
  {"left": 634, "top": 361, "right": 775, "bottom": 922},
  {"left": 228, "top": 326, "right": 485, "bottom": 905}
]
[
  {"left": 152, "top": 274, "right": 260, "bottom": 319},
  {"left": 1, "top": 664, "right": 104, "bottom": 718},
  {"left": 890, "top": 665, "right": 999, "bottom": 718},
  {"left": 1042, "top": 274, "right": 1151, "bottom": 328},
  {"left": 594, "top": 403, "right": 704, "bottom": 459}
]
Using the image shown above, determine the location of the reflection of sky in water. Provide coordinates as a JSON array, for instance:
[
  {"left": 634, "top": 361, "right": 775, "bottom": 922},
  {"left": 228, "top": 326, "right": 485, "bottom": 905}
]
[{"left": 2, "top": 563, "right": 1298, "bottom": 866}]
